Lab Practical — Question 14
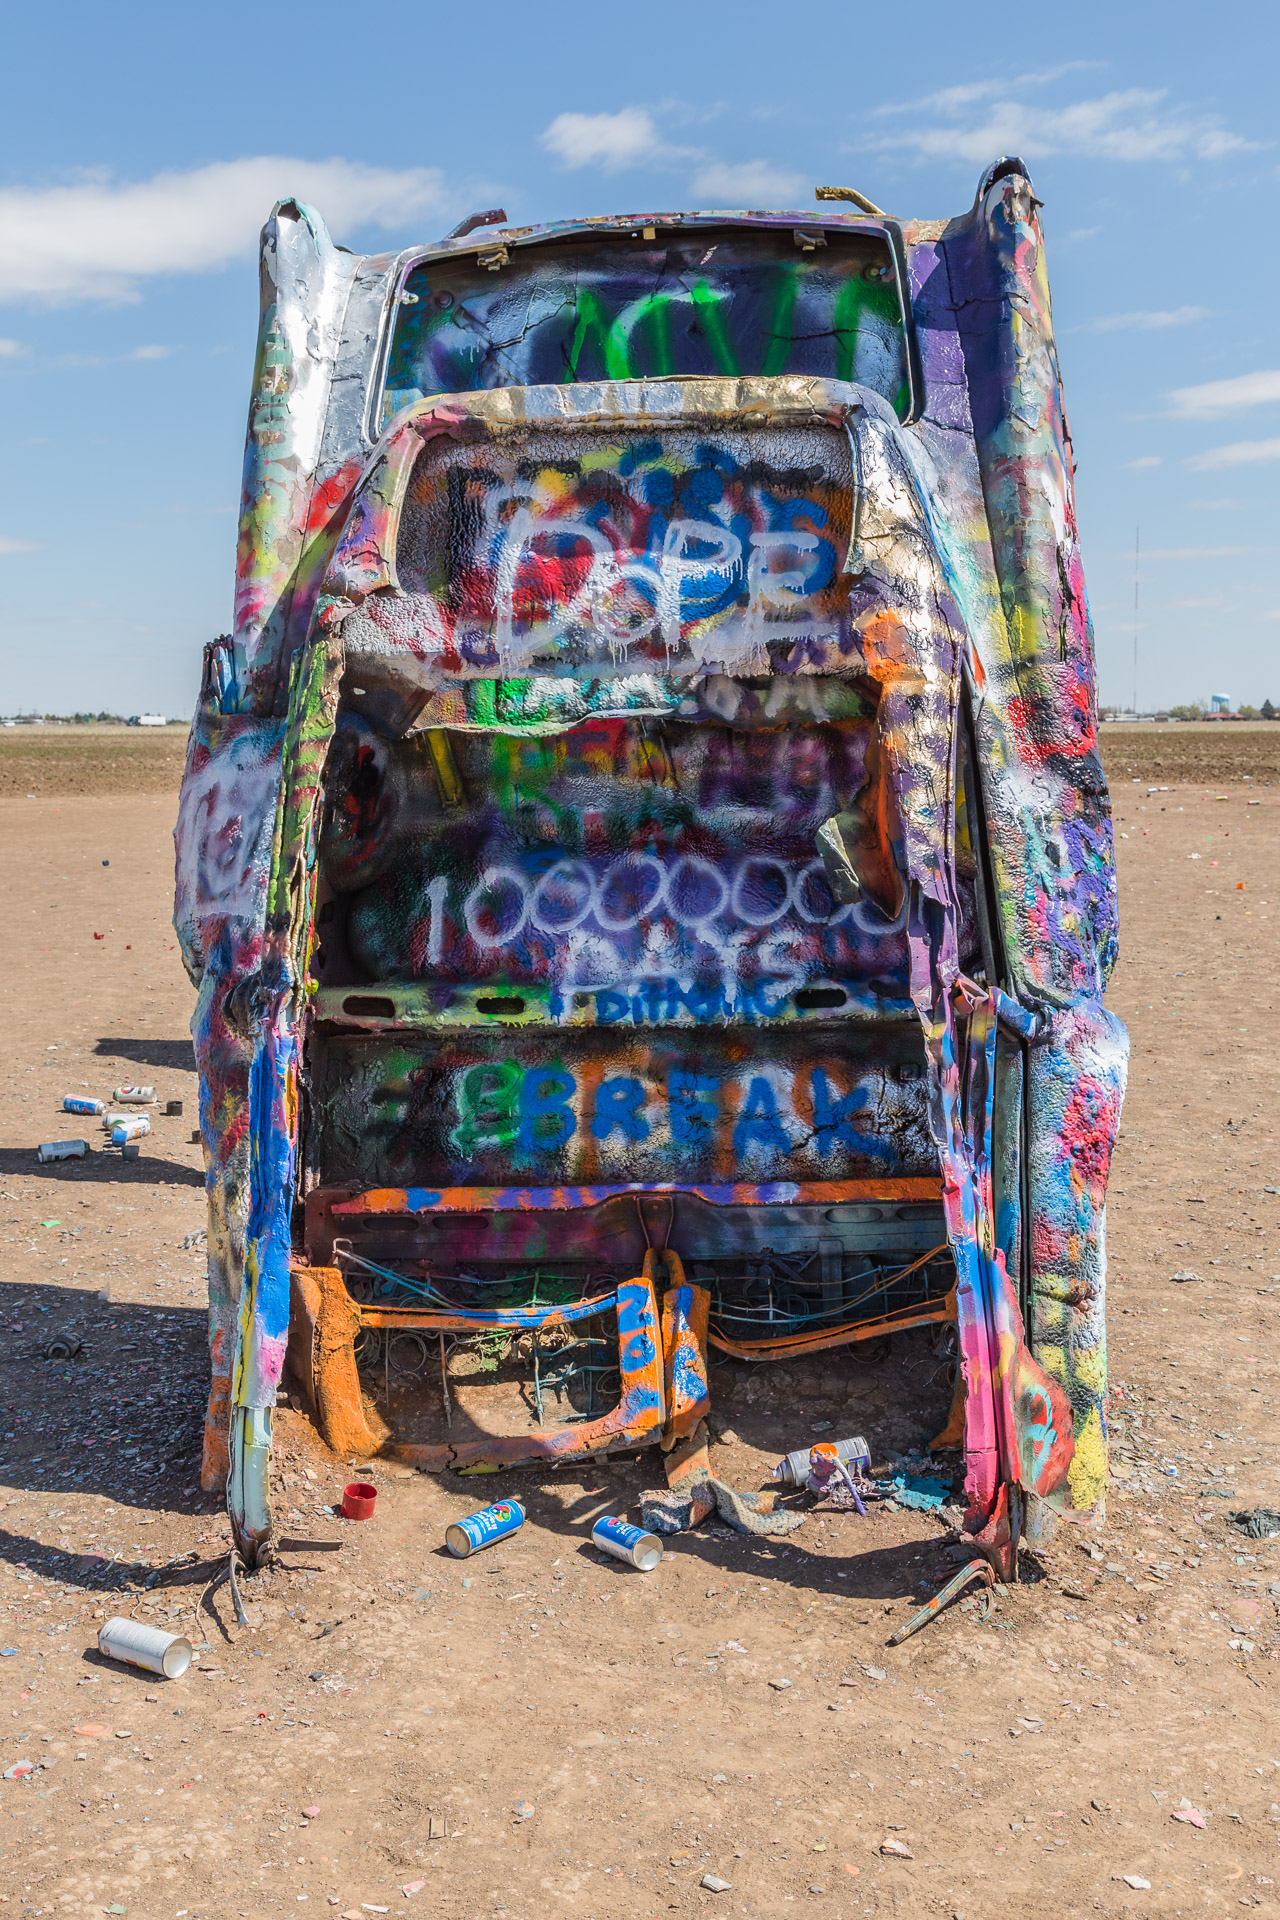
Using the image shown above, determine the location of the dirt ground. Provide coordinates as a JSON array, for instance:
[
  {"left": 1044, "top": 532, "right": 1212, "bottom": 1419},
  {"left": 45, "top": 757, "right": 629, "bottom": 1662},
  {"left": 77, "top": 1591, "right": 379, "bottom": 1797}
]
[{"left": 0, "top": 728, "right": 1277, "bottom": 1920}]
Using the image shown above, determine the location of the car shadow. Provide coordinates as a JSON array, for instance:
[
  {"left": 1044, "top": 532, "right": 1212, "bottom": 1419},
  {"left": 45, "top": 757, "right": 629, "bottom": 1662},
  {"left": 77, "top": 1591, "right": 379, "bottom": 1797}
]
[
  {"left": 0, "top": 1285, "right": 212, "bottom": 1523},
  {"left": 0, "top": 1147, "right": 203, "bottom": 1188},
  {"left": 94, "top": 1037, "right": 196, "bottom": 1074}
]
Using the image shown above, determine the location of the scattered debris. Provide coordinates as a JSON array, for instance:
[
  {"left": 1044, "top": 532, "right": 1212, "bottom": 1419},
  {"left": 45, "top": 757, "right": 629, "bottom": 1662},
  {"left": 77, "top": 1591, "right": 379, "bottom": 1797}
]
[
  {"left": 1169, "top": 1269, "right": 1203, "bottom": 1284},
  {"left": 882, "top": 1470, "right": 952, "bottom": 1511},
  {"left": 42, "top": 1331, "right": 84, "bottom": 1359},
  {"left": 1227, "top": 1509, "right": 1280, "bottom": 1539},
  {"left": 98, "top": 1617, "right": 193, "bottom": 1680},
  {"left": 591, "top": 1516, "right": 663, "bottom": 1570},
  {"left": 773, "top": 1435, "right": 869, "bottom": 1487},
  {"left": 880, "top": 1839, "right": 914, "bottom": 1859},
  {"left": 701, "top": 1874, "right": 732, "bottom": 1892},
  {"left": 341, "top": 1482, "right": 379, "bottom": 1523},
  {"left": 445, "top": 1499, "right": 523, "bottom": 1556},
  {"left": 36, "top": 1138, "right": 89, "bottom": 1162}
]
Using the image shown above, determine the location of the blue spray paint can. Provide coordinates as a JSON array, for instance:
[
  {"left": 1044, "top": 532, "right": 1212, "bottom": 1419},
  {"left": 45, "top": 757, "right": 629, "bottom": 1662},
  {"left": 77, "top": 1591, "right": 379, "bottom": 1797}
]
[
  {"left": 591, "top": 1516, "right": 663, "bottom": 1571},
  {"left": 446, "top": 1499, "right": 525, "bottom": 1558},
  {"left": 37, "top": 1139, "right": 89, "bottom": 1163},
  {"left": 63, "top": 1096, "right": 105, "bottom": 1116}
]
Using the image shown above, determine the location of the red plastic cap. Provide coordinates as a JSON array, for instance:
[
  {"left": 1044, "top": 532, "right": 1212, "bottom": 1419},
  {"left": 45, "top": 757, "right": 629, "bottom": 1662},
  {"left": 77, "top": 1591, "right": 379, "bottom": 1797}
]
[{"left": 341, "top": 1481, "right": 378, "bottom": 1521}]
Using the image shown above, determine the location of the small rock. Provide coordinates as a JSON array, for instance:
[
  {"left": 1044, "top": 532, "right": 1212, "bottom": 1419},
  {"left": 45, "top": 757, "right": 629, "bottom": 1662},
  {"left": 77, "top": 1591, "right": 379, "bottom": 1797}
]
[
  {"left": 769, "top": 1677, "right": 793, "bottom": 1690},
  {"left": 1169, "top": 1269, "right": 1202, "bottom": 1283},
  {"left": 512, "top": 1800, "right": 534, "bottom": 1821},
  {"left": 701, "top": 1875, "right": 731, "bottom": 1892},
  {"left": 862, "top": 1665, "right": 887, "bottom": 1682},
  {"left": 1171, "top": 1803, "right": 1205, "bottom": 1829},
  {"left": 880, "top": 1839, "right": 914, "bottom": 1859},
  {"left": 302, "top": 1805, "right": 320, "bottom": 1819},
  {"left": 1121, "top": 1875, "right": 1151, "bottom": 1890}
]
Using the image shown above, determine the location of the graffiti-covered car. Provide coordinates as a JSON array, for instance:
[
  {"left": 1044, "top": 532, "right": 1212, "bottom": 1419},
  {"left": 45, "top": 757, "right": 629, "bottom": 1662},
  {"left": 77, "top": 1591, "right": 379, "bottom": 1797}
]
[{"left": 175, "top": 162, "right": 1127, "bottom": 1571}]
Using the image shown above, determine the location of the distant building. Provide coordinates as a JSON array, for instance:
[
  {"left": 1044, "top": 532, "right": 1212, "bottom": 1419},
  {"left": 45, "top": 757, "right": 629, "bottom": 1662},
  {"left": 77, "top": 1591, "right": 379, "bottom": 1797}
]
[{"left": 129, "top": 714, "right": 168, "bottom": 727}]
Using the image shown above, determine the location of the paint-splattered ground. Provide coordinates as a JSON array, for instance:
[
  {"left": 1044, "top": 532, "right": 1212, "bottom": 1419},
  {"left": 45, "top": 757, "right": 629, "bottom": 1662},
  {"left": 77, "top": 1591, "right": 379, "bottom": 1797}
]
[{"left": 0, "top": 741, "right": 1278, "bottom": 1919}]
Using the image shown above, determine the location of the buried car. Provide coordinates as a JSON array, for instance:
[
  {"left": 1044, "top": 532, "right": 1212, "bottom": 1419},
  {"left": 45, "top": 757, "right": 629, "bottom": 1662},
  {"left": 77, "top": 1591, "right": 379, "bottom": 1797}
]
[{"left": 175, "top": 161, "right": 1126, "bottom": 1572}]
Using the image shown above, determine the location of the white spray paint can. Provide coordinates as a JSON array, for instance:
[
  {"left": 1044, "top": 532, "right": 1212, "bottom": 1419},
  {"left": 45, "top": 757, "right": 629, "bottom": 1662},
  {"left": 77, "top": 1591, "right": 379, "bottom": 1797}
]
[
  {"left": 97, "top": 1617, "right": 193, "bottom": 1679},
  {"left": 110, "top": 1116, "right": 151, "bottom": 1144},
  {"left": 113, "top": 1086, "right": 156, "bottom": 1104}
]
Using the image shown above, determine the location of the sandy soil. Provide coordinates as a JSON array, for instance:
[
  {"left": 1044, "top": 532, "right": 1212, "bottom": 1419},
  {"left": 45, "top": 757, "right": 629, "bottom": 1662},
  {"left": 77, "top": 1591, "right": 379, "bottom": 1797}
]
[{"left": 0, "top": 735, "right": 1278, "bottom": 1919}]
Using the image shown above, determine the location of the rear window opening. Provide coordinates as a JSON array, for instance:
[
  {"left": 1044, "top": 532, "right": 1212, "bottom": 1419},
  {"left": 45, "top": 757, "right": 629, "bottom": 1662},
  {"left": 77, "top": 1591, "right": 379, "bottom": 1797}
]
[{"left": 380, "top": 226, "right": 911, "bottom": 428}]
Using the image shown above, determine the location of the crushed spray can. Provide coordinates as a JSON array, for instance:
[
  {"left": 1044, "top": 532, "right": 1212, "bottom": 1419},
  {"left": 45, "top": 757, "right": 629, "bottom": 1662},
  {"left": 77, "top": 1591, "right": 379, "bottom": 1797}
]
[
  {"left": 772, "top": 1434, "right": 870, "bottom": 1487},
  {"left": 37, "top": 1139, "right": 89, "bottom": 1163},
  {"left": 445, "top": 1499, "right": 525, "bottom": 1558},
  {"left": 112, "top": 1085, "right": 155, "bottom": 1105},
  {"left": 591, "top": 1516, "right": 663, "bottom": 1570},
  {"left": 63, "top": 1096, "right": 105, "bottom": 1116},
  {"left": 111, "top": 1115, "right": 151, "bottom": 1145}
]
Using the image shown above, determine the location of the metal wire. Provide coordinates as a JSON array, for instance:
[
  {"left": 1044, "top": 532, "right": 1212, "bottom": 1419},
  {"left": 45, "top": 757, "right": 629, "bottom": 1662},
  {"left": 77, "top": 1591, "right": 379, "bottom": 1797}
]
[{"left": 707, "top": 1245, "right": 950, "bottom": 1338}]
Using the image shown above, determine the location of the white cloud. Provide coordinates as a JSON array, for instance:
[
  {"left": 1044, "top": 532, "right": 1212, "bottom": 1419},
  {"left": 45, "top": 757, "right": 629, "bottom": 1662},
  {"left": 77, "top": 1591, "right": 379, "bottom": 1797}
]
[
  {"left": 1168, "top": 369, "right": 1280, "bottom": 417},
  {"left": 1089, "top": 306, "right": 1210, "bottom": 334},
  {"left": 1185, "top": 437, "right": 1280, "bottom": 471},
  {"left": 689, "top": 160, "right": 808, "bottom": 206},
  {"left": 0, "top": 536, "right": 44, "bottom": 553},
  {"left": 1123, "top": 455, "right": 1162, "bottom": 469},
  {"left": 127, "top": 345, "right": 171, "bottom": 360},
  {"left": 0, "top": 158, "right": 451, "bottom": 305},
  {"left": 539, "top": 107, "right": 803, "bottom": 207},
  {"left": 0, "top": 337, "right": 24, "bottom": 356},
  {"left": 864, "top": 83, "right": 1254, "bottom": 167},
  {"left": 540, "top": 108, "right": 666, "bottom": 172}
]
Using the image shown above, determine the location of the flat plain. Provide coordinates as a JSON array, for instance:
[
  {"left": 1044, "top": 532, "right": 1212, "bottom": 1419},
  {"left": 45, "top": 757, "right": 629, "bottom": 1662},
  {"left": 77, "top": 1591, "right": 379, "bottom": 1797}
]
[{"left": 0, "top": 721, "right": 1277, "bottom": 1919}]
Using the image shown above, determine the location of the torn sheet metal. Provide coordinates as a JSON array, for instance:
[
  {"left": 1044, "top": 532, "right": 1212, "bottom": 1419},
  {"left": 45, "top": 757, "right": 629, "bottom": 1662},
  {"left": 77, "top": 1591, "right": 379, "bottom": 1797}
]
[{"left": 176, "top": 162, "right": 1125, "bottom": 1573}]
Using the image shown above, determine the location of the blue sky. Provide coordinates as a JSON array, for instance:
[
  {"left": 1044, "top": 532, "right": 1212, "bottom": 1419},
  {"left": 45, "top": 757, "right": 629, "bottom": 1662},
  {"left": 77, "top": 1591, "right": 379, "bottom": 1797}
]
[{"left": 1, "top": 0, "right": 1276, "bottom": 717}]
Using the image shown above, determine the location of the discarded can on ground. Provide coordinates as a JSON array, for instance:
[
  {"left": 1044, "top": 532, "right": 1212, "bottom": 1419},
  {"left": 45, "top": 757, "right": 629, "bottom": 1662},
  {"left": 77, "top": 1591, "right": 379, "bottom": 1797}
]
[
  {"left": 446, "top": 1499, "right": 525, "bottom": 1558},
  {"left": 772, "top": 1434, "right": 870, "bottom": 1487},
  {"left": 63, "top": 1096, "right": 105, "bottom": 1116},
  {"left": 121, "top": 1141, "right": 140, "bottom": 1162},
  {"left": 37, "top": 1139, "right": 89, "bottom": 1163},
  {"left": 591, "top": 1516, "right": 663, "bottom": 1571},
  {"left": 111, "top": 1116, "right": 151, "bottom": 1144},
  {"left": 113, "top": 1085, "right": 155, "bottom": 1104},
  {"left": 98, "top": 1616, "right": 193, "bottom": 1679},
  {"left": 341, "top": 1481, "right": 378, "bottom": 1521},
  {"left": 165, "top": 1098, "right": 184, "bottom": 1117}
]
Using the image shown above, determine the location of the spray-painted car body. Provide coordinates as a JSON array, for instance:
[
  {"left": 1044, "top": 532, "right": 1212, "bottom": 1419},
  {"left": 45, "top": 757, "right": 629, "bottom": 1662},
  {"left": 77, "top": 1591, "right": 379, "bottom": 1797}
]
[{"left": 175, "top": 160, "right": 1126, "bottom": 1569}]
